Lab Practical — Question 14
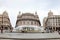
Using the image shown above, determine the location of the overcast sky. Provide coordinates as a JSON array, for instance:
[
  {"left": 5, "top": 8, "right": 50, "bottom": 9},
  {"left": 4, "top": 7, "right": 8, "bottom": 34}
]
[{"left": 0, "top": 0, "right": 60, "bottom": 27}]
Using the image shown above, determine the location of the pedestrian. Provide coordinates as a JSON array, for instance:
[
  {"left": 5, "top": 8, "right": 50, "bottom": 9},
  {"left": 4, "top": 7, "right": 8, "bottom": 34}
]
[{"left": 1, "top": 27, "right": 3, "bottom": 33}]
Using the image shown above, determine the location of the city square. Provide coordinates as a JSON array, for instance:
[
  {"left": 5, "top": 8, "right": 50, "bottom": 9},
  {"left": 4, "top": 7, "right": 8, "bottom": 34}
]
[
  {"left": 0, "top": 11, "right": 60, "bottom": 40},
  {"left": 0, "top": 0, "right": 60, "bottom": 40}
]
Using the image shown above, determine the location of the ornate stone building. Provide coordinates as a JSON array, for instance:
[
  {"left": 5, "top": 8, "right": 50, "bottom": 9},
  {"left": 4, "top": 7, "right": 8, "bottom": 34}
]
[
  {"left": 15, "top": 12, "right": 42, "bottom": 32},
  {"left": 43, "top": 10, "right": 60, "bottom": 32},
  {"left": 0, "top": 11, "right": 12, "bottom": 32},
  {"left": 16, "top": 12, "right": 41, "bottom": 27}
]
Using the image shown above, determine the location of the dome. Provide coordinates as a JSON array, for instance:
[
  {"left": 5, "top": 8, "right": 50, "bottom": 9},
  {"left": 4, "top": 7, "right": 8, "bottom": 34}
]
[
  {"left": 48, "top": 10, "right": 53, "bottom": 17},
  {"left": 48, "top": 11, "right": 53, "bottom": 13},
  {"left": 3, "top": 11, "right": 8, "bottom": 15}
]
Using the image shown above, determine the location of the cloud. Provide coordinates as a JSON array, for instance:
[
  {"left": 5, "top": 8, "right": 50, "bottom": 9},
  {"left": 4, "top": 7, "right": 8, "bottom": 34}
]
[{"left": 0, "top": 0, "right": 60, "bottom": 27}]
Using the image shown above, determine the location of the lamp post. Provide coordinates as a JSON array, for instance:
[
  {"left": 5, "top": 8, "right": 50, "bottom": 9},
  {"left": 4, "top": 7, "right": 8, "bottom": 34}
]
[{"left": 1, "top": 15, "right": 3, "bottom": 33}]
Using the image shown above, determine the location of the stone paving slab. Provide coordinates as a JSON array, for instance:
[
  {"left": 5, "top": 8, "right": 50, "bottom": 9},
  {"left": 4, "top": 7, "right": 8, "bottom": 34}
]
[{"left": 0, "top": 33, "right": 60, "bottom": 39}]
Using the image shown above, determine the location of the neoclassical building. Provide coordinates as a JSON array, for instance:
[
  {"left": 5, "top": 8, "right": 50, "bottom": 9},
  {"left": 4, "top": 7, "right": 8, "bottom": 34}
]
[
  {"left": 43, "top": 10, "right": 60, "bottom": 32},
  {"left": 16, "top": 12, "right": 41, "bottom": 27},
  {"left": 0, "top": 11, "right": 12, "bottom": 32},
  {"left": 15, "top": 12, "right": 43, "bottom": 32}
]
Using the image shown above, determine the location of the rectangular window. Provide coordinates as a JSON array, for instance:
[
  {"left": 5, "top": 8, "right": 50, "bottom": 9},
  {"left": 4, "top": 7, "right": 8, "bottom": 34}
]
[{"left": 31, "top": 21, "right": 33, "bottom": 25}]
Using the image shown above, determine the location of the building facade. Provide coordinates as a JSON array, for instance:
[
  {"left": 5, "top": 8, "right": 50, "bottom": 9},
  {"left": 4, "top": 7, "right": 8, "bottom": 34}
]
[
  {"left": 0, "top": 11, "right": 12, "bottom": 32},
  {"left": 15, "top": 12, "right": 42, "bottom": 32},
  {"left": 16, "top": 12, "right": 41, "bottom": 27},
  {"left": 43, "top": 11, "right": 60, "bottom": 32}
]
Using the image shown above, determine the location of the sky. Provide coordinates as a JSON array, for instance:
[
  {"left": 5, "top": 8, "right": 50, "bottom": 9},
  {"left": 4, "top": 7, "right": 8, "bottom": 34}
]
[{"left": 0, "top": 0, "right": 60, "bottom": 27}]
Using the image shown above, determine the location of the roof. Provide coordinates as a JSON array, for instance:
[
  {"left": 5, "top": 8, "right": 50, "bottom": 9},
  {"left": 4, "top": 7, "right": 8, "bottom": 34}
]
[
  {"left": 22, "top": 13, "right": 34, "bottom": 15},
  {"left": 48, "top": 15, "right": 60, "bottom": 18},
  {"left": 17, "top": 13, "right": 38, "bottom": 18}
]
